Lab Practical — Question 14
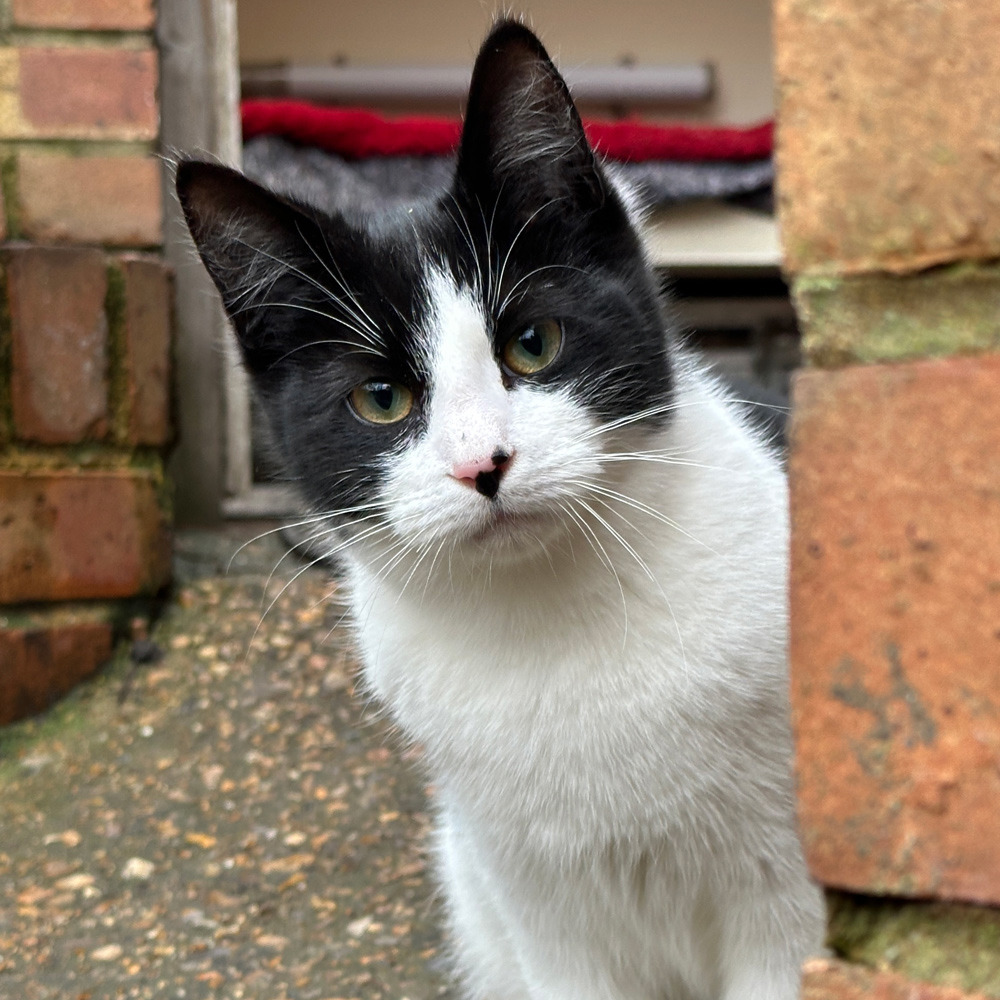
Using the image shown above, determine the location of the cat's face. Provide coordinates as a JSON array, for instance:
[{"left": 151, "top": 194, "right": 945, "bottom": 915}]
[{"left": 177, "top": 21, "right": 672, "bottom": 565}]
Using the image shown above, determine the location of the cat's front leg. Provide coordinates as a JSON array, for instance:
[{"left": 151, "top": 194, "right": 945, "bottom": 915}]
[{"left": 717, "top": 870, "right": 825, "bottom": 1000}]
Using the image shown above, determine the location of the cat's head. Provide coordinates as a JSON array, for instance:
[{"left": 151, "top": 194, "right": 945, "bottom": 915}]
[{"left": 177, "top": 20, "right": 672, "bottom": 567}]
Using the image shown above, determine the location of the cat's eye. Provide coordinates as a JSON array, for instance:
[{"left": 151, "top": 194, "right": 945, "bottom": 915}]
[
  {"left": 501, "top": 319, "right": 562, "bottom": 376},
  {"left": 349, "top": 380, "right": 414, "bottom": 425}
]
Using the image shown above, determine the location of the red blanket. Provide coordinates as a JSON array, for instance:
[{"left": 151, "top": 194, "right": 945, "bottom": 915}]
[{"left": 242, "top": 100, "right": 773, "bottom": 163}]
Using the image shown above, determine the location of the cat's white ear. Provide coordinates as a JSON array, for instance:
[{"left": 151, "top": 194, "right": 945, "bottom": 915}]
[{"left": 457, "top": 20, "right": 605, "bottom": 211}]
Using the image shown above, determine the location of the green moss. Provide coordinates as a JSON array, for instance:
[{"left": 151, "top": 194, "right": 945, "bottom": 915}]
[
  {"left": 0, "top": 139, "right": 156, "bottom": 158},
  {"left": 0, "top": 594, "right": 165, "bottom": 778},
  {"left": 6, "top": 28, "right": 152, "bottom": 49},
  {"left": 0, "top": 632, "right": 133, "bottom": 780},
  {"left": 0, "top": 152, "right": 20, "bottom": 240},
  {"left": 828, "top": 890, "right": 1000, "bottom": 996},
  {"left": 0, "top": 442, "right": 163, "bottom": 471},
  {"left": 794, "top": 262, "right": 1000, "bottom": 367},
  {"left": 0, "top": 261, "right": 11, "bottom": 446}
]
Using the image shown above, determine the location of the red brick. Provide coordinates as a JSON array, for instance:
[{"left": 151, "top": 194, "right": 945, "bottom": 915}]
[
  {"left": 803, "top": 958, "right": 989, "bottom": 1000},
  {"left": 775, "top": 0, "right": 1000, "bottom": 275},
  {"left": 11, "top": 0, "right": 154, "bottom": 30},
  {"left": 7, "top": 246, "right": 109, "bottom": 443},
  {"left": 790, "top": 355, "right": 1000, "bottom": 905},
  {"left": 18, "top": 153, "right": 163, "bottom": 246},
  {"left": 0, "top": 469, "right": 171, "bottom": 603},
  {"left": 0, "top": 617, "right": 113, "bottom": 726},
  {"left": 120, "top": 255, "right": 172, "bottom": 445},
  {"left": 18, "top": 47, "right": 157, "bottom": 140}
]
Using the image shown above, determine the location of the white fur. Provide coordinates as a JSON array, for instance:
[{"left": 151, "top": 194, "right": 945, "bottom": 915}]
[{"left": 341, "top": 270, "right": 825, "bottom": 999}]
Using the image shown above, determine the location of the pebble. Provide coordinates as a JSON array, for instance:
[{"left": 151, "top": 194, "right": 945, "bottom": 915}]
[
  {"left": 92, "top": 943, "right": 123, "bottom": 962},
  {"left": 121, "top": 857, "right": 155, "bottom": 881}
]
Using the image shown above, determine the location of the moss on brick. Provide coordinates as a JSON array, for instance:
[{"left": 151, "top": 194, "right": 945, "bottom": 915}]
[
  {"left": 0, "top": 443, "right": 168, "bottom": 475},
  {"left": 7, "top": 29, "right": 153, "bottom": 49},
  {"left": 104, "top": 261, "right": 129, "bottom": 444},
  {"left": 827, "top": 890, "right": 1000, "bottom": 997},
  {"left": 0, "top": 151, "right": 19, "bottom": 239},
  {"left": 0, "top": 261, "right": 11, "bottom": 444},
  {"left": 794, "top": 263, "right": 1000, "bottom": 367}
]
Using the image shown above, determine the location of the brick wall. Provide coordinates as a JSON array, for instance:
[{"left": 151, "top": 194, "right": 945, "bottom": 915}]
[
  {"left": 776, "top": 0, "right": 1000, "bottom": 995},
  {"left": 0, "top": 0, "right": 172, "bottom": 725}
]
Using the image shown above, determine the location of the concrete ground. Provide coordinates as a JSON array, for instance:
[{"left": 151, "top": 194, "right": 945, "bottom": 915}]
[{"left": 0, "top": 525, "right": 455, "bottom": 1000}]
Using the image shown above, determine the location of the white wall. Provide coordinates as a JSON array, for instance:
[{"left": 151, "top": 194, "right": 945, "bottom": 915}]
[{"left": 236, "top": 0, "right": 775, "bottom": 124}]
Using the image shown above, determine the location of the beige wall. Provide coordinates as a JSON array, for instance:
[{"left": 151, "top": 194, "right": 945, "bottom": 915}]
[{"left": 236, "top": 0, "right": 775, "bottom": 124}]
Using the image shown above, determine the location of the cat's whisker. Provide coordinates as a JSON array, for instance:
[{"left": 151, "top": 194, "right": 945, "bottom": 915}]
[
  {"left": 249, "top": 512, "right": 415, "bottom": 655},
  {"left": 230, "top": 233, "right": 377, "bottom": 335},
  {"left": 600, "top": 451, "right": 730, "bottom": 474},
  {"left": 557, "top": 498, "right": 629, "bottom": 640},
  {"left": 441, "top": 195, "right": 486, "bottom": 302},
  {"left": 571, "top": 495, "right": 656, "bottom": 584},
  {"left": 493, "top": 200, "right": 553, "bottom": 313},
  {"left": 255, "top": 499, "right": 396, "bottom": 583},
  {"left": 565, "top": 495, "right": 676, "bottom": 620},
  {"left": 569, "top": 478, "right": 724, "bottom": 561},
  {"left": 225, "top": 508, "right": 343, "bottom": 572},
  {"left": 497, "top": 262, "right": 589, "bottom": 317},
  {"left": 228, "top": 298, "right": 390, "bottom": 358},
  {"left": 580, "top": 400, "right": 686, "bottom": 439},
  {"left": 420, "top": 535, "right": 453, "bottom": 602},
  {"left": 294, "top": 220, "right": 384, "bottom": 342},
  {"left": 394, "top": 534, "right": 443, "bottom": 605},
  {"left": 269, "top": 224, "right": 383, "bottom": 345}
]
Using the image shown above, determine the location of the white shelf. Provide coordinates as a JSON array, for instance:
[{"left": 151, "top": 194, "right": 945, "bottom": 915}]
[{"left": 642, "top": 201, "right": 782, "bottom": 271}]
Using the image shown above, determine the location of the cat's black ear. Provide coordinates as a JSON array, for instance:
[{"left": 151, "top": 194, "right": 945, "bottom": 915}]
[
  {"left": 176, "top": 160, "right": 314, "bottom": 312},
  {"left": 457, "top": 20, "right": 604, "bottom": 213},
  {"left": 175, "top": 160, "right": 330, "bottom": 374}
]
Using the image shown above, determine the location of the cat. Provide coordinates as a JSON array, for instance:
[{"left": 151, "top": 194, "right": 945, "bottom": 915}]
[{"left": 176, "top": 19, "right": 825, "bottom": 1000}]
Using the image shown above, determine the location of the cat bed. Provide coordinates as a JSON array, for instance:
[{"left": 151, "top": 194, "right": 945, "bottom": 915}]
[{"left": 241, "top": 100, "right": 774, "bottom": 217}]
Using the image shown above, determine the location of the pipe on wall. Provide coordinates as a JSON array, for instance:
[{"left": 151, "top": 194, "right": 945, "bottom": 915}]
[{"left": 241, "top": 63, "right": 714, "bottom": 106}]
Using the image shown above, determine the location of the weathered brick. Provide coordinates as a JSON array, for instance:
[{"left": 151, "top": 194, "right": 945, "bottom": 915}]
[
  {"left": 18, "top": 153, "right": 163, "bottom": 246},
  {"left": 0, "top": 469, "right": 171, "bottom": 603},
  {"left": 120, "top": 255, "right": 172, "bottom": 445},
  {"left": 11, "top": 0, "right": 154, "bottom": 31},
  {"left": 0, "top": 615, "right": 113, "bottom": 726},
  {"left": 790, "top": 355, "right": 1000, "bottom": 905},
  {"left": 803, "top": 958, "right": 990, "bottom": 1000},
  {"left": 775, "top": 0, "right": 1000, "bottom": 275},
  {"left": 794, "top": 266, "right": 1000, "bottom": 368},
  {"left": 7, "top": 246, "right": 109, "bottom": 443},
  {"left": 0, "top": 47, "right": 158, "bottom": 141}
]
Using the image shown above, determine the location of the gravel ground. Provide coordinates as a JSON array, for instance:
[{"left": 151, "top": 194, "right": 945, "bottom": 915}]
[{"left": 0, "top": 525, "right": 455, "bottom": 1000}]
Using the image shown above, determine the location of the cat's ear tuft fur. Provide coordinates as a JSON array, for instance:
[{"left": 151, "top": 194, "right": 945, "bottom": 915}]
[
  {"left": 176, "top": 160, "right": 313, "bottom": 306},
  {"left": 457, "top": 20, "right": 604, "bottom": 212},
  {"left": 175, "top": 160, "right": 330, "bottom": 376}
]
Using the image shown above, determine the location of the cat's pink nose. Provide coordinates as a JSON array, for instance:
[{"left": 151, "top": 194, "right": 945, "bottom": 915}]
[{"left": 451, "top": 449, "right": 512, "bottom": 499}]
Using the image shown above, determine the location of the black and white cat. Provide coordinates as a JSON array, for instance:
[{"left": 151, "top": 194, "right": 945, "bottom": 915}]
[{"left": 177, "top": 20, "right": 824, "bottom": 1000}]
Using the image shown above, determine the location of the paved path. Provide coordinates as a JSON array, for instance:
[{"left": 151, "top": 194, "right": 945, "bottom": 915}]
[{"left": 0, "top": 527, "right": 453, "bottom": 1000}]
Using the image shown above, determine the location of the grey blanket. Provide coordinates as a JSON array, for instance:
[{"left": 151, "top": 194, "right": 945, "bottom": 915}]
[{"left": 242, "top": 135, "right": 773, "bottom": 217}]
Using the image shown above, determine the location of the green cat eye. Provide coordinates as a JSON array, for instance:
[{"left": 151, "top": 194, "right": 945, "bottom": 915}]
[
  {"left": 349, "top": 380, "right": 414, "bottom": 425},
  {"left": 502, "top": 319, "right": 563, "bottom": 376}
]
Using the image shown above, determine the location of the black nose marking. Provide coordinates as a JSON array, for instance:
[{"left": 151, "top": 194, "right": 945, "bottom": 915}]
[{"left": 475, "top": 468, "right": 502, "bottom": 499}]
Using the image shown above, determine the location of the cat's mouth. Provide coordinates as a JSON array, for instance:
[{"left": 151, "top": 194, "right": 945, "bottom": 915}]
[{"left": 469, "top": 504, "right": 554, "bottom": 545}]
